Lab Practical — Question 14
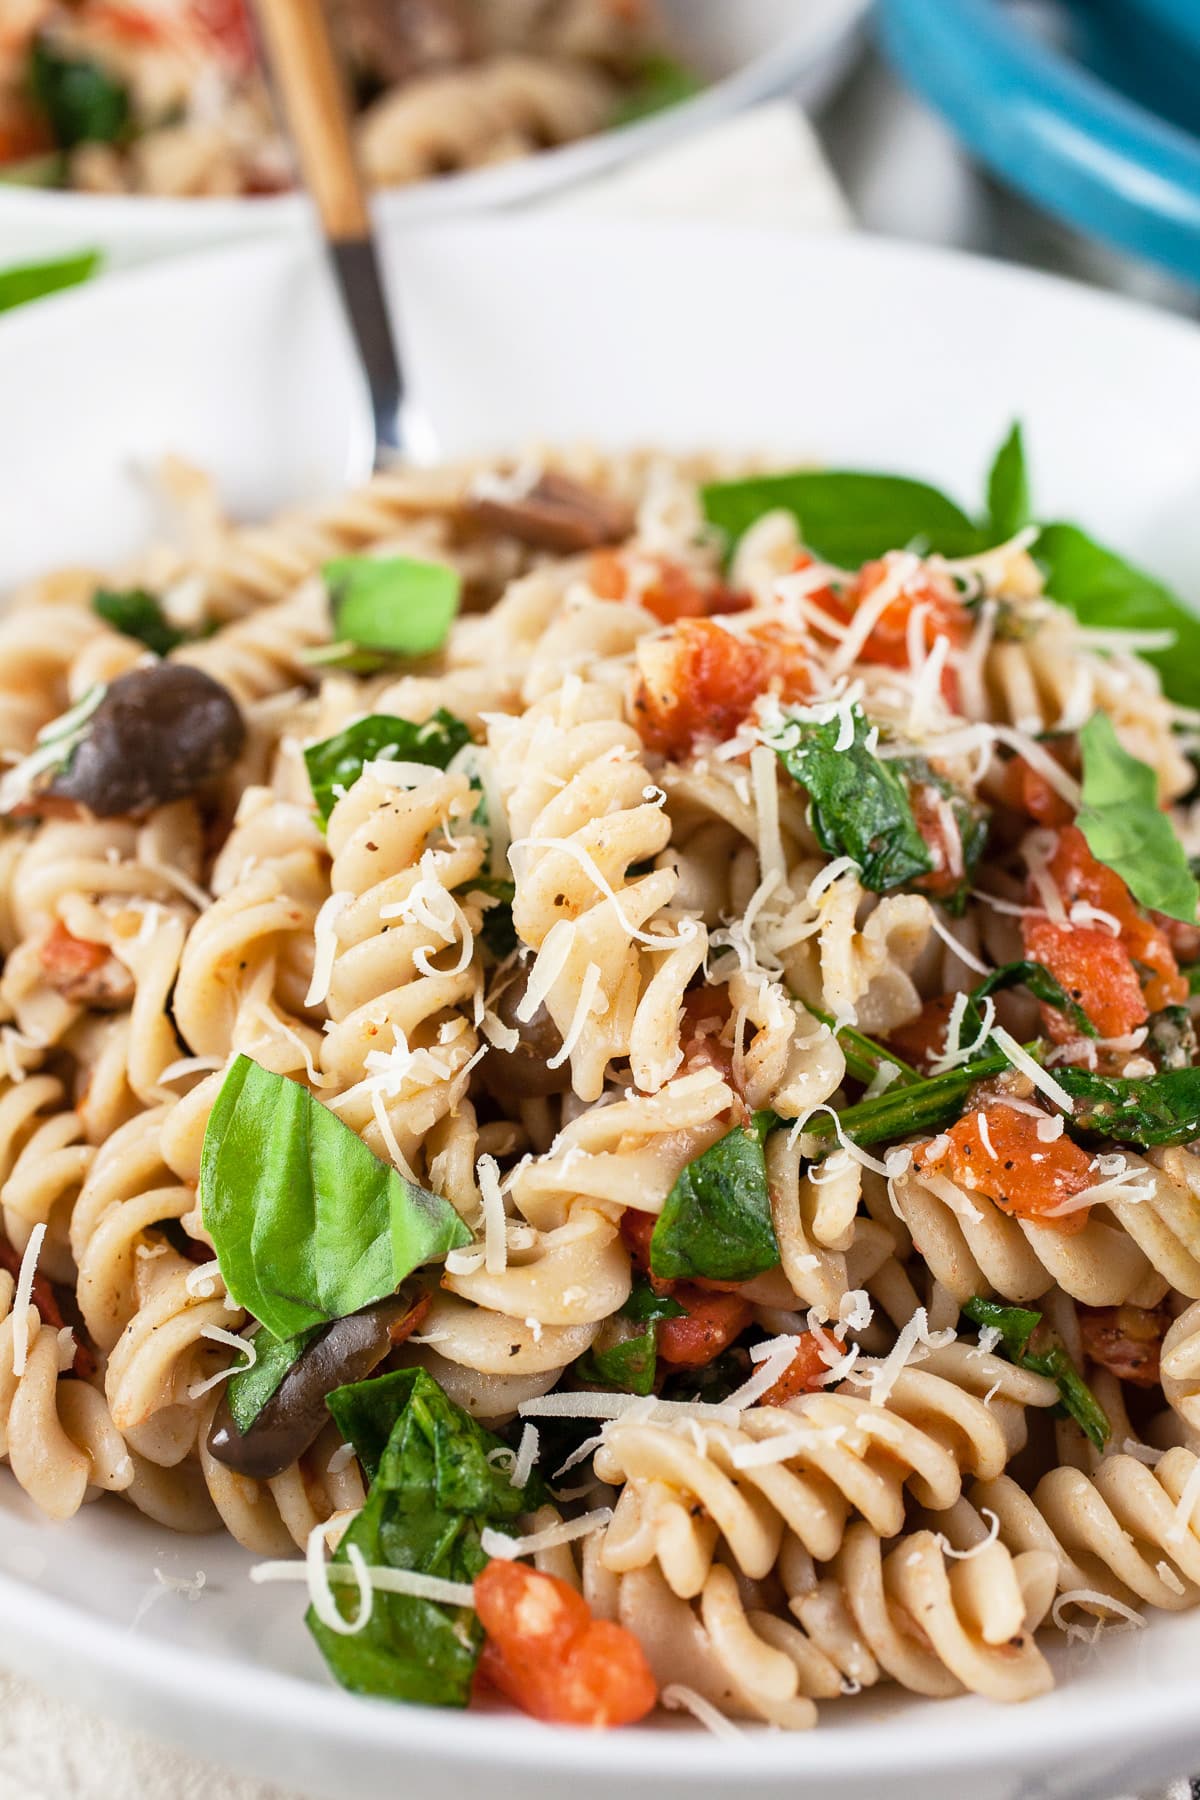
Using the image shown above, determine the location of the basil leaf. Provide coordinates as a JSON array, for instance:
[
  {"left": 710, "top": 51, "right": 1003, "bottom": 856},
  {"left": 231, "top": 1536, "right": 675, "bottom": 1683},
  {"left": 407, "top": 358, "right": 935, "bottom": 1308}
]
[
  {"left": 464, "top": 876, "right": 517, "bottom": 958},
  {"left": 984, "top": 422, "right": 1031, "bottom": 542},
  {"left": 1078, "top": 713, "right": 1199, "bottom": 926},
  {"left": 799, "top": 999, "right": 920, "bottom": 1088},
  {"left": 964, "top": 959, "right": 1097, "bottom": 1040},
  {"left": 701, "top": 471, "right": 981, "bottom": 566},
  {"left": 0, "top": 249, "right": 100, "bottom": 314},
  {"left": 226, "top": 1323, "right": 322, "bottom": 1435},
  {"left": 612, "top": 54, "right": 703, "bottom": 124},
  {"left": 30, "top": 39, "right": 130, "bottom": 146},
  {"left": 200, "top": 1056, "right": 471, "bottom": 1342},
  {"left": 768, "top": 703, "right": 933, "bottom": 893},
  {"left": 575, "top": 1276, "right": 685, "bottom": 1397},
  {"left": 1036, "top": 524, "right": 1200, "bottom": 709},
  {"left": 92, "top": 586, "right": 186, "bottom": 657},
  {"left": 323, "top": 556, "right": 460, "bottom": 659},
  {"left": 1053, "top": 1065, "right": 1200, "bottom": 1148},
  {"left": 961, "top": 1298, "right": 1110, "bottom": 1450},
  {"left": 313, "top": 1370, "right": 539, "bottom": 1705},
  {"left": 803, "top": 1044, "right": 1021, "bottom": 1148},
  {"left": 650, "top": 1114, "right": 780, "bottom": 1282},
  {"left": 303, "top": 708, "right": 471, "bottom": 823}
]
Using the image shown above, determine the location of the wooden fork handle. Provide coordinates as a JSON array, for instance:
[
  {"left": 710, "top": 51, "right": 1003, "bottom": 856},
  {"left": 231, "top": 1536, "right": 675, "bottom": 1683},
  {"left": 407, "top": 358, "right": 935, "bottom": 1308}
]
[{"left": 253, "top": 0, "right": 369, "bottom": 241}]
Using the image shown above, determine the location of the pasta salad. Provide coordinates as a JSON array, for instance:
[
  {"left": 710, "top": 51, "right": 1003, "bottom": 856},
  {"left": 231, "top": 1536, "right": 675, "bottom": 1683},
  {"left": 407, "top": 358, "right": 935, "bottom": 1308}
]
[{"left": 3, "top": 431, "right": 1200, "bottom": 1732}]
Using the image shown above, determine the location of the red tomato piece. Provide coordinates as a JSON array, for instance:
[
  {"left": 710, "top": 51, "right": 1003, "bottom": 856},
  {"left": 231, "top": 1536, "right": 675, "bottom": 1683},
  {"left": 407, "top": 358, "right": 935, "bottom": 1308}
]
[
  {"left": 655, "top": 1287, "right": 753, "bottom": 1366},
  {"left": 474, "top": 1561, "right": 657, "bottom": 1728},
  {"left": 756, "top": 1330, "right": 829, "bottom": 1406},
  {"left": 1023, "top": 913, "right": 1148, "bottom": 1042},
  {"left": 1077, "top": 1304, "right": 1169, "bottom": 1387},
  {"left": 886, "top": 995, "right": 957, "bottom": 1070},
  {"left": 632, "top": 617, "right": 809, "bottom": 759},
  {"left": 913, "top": 1107, "right": 1096, "bottom": 1234},
  {"left": 39, "top": 919, "right": 109, "bottom": 982},
  {"left": 998, "top": 755, "right": 1075, "bottom": 827}
]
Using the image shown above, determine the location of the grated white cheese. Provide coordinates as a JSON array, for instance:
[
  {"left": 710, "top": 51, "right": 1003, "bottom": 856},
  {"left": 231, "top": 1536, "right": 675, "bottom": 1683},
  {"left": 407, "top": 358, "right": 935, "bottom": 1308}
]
[
  {"left": 519, "top": 1391, "right": 741, "bottom": 1427},
  {"left": 189, "top": 1324, "right": 258, "bottom": 1399},
  {"left": 477, "top": 1152, "right": 508, "bottom": 1276},
  {"left": 480, "top": 1508, "right": 613, "bottom": 1560},
  {"left": 927, "top": 909, "right": 991, "bottom": 976},
  {"left": 1166, "top": 1456, "right": 1200, "bottom": 1545},
  {"left": 1051, "top": 1589, "right": 1145, "bottom": 1636},
  {"left": 935, "top": 1507, "right": 999, "bottom": 1561},
  {"left": 976, "top": 1112, "right": 998, "bottom": 1160},
  {"left": 510, "top": 1424, "right": 540, "bottom": 1490},
  {"left": 989, "top": 1027, "right": 1075, "bottom": 1114},
  {"left": 721, "top": 1335, "right": 804, "bottom": 1410},
  {"left": 10, "top": 1223, "right": 45, "bottom": 1378},
  {"left": 661, "top": 1684, "right": 744, "bottom": 1740},
  {"left": 846, "top": 1307, "right": 956, "bottom": 1408},
  {"left": 992, "top": 727, "right": 1083, "bottom": 808},
  {"left": 508, "top": 835, "right": 698, "bottom": 951},
  {"left": 547, "top": 961, "right": 605, "bottom": 1071},
  {"left": 749, "top": 743, "right": 786, "bottom": 887}
]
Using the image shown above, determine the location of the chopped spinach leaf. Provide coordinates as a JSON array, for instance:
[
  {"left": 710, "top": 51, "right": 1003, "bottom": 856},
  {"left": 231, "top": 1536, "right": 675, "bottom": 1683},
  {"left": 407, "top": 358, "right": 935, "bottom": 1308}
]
[
  {"left": 312, "top": 1369, "right": 539, "bottom": 1705},
  {"left": 1036, "top": 524, "right": 1200, "bottom": 710},
  {"left": 323, "top": 556, "right": 460, "bottom": 659},
  {"left": 650, "top": 1113, "right": 780, "bottom": 1282},
  {"left": 984, "top": 422, "right": 1031, "bottom": 543},
  {"left": 303, "top": 708, "right": 471, "bottom": 823},
  {"left": 961, "top": 1298, "right": 1110, "bottom": 1449},
  {"left": 92, "top": 586, "right": 187, "bottom": 657},
  {"left": 574, "top": 1276, "right": 685, "bottom": 1396},
  {"left": 963, "top": 959, "right": 1096, "bottom": 1041},
  {"left": 1077, "top": 713, "right": 1199, "bottom": 926},
  {"left": 701, "top": 471, "right": 981, "bottom": 566},
  {"left": 30, "top": 39, "right": 130, "bottom": 147},
  {"left": 200, "top": 1056, "right": 470, "bottom": 1342},
  {"left": 767, "top": 703, "right": 933, "bottom": 893},
  {"left": 1053, "top": 1065, "right": 1200, "bottom": 1148},
  {"left": 0, "top": 248, "right": 100, "bottom": 313}
]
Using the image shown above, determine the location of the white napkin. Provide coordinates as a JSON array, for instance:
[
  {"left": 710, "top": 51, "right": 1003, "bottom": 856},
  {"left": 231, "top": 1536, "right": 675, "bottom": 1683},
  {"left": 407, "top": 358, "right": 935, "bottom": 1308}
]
[{"left": 0, "top": 100, "right": 849, "bottom": 1800}]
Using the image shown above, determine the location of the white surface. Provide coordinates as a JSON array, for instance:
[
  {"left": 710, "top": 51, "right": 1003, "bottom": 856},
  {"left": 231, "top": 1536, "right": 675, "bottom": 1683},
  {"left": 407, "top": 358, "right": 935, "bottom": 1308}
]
[
  {"left": 0, "top": 0, "right": 867, "bottom": 268},
  {"left": 3, "top": 216, "right": 1200, "bottom": 1800}
]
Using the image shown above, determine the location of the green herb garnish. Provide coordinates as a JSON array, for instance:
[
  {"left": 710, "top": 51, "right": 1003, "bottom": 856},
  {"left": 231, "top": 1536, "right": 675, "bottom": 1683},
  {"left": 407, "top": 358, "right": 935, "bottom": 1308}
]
[
  {"left": 92, "top": 586, "right": 187, "bottom": 657},
  {"left": 0, "top": 248, "right": 100, "bottom": 313},
  {"left": 30, "top": 39, "right": 130, "bottom": 147},
  {"left": 323, "top": 556, "right": 460, "bottom": 660},
  {"left": 1053, "top": 1065, "right": 1200, "bottom": 1148},
  {"left": 310, "top": 1369, "right": 541, "bottom": 1705},
  {"left": 199, "top": 1056, "right": 470, "bottom": 1343},
  {"left": 650, "top": 1112, "right": 780, "bottom": 1282},
  {"left": 226, "top": 1323, "right": 323, "bottom": 1435},
  {"left": 612, "top": 54, "right": 703, "bottom": 124},
  {"left": 963, "top": 959, "right": 1097, "bottom": 1041},
  {"left": 801, "top": 1044, "right": 1029, "bottom": 1148},
  {"left": 701, "top": 470, "right": 981, "bottom": 566},
  {"left": 800, "top": 1000, "right": 920, "bottom": 1088},
  {"left": 465, "top": 876, "right": 517, "bottom": 958},
  {"left": 1077, "top": 713, "right": 1199, "bottom": 926},
  {"left": 767, "top": 703, "right": 933, "bottom": 894},
  {"left": 962, "top": 1297, "right": 1110, "bottom": 1449},
  {"left": 984, "top": 421, "right": 1031, "bottom": 543},
  {"left": 303, "top": 709, "right": 471, "bottom": 824},
  {"left": 575, "top": 1276, "right": 686, "bottom": 1396}
]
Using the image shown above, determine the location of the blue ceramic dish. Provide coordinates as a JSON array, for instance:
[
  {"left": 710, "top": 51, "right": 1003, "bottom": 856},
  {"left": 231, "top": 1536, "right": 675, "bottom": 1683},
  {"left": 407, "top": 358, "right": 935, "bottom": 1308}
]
[{"left": 877, "top": 0, "right": 1200, "bottom": 284}]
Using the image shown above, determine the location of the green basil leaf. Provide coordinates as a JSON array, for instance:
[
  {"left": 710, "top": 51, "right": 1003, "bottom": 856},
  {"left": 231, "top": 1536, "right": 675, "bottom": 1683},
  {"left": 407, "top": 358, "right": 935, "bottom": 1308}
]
[
  {"left": 1036, "top": 523, "right": 1200, "bottom": 709},
  {"left": 200, "top": 1056, "right": 471, "bottom": 1342},
  {"left": 574, "top": 1275, "right": 685, "bottom": 1397},
  {"left": 303, "top": 708, "right": 471, "bottom": 823},
  {"left": 984, "top": 422, "right": 1031, "bottom": 542},
  {"left": 804, "top": 1044, "right": 1020, "bottom": 1148},
  {"left": 0, "top": 248, "right": 100, "bottom": 313},
  {"left": 92, "top": 586, "right": 186, "bottom": 657},
  {"left": 612, "top": 53, "right": 703, "bottom": 124},
  {"left": 323, "top": 556, "right": 460, "bottom": 659},
  {"left": 767, "top": 703, "right": 933, "bottom": 893},
  {"left": 961, "top": 1298, "right": 1109, "bottom": 1449},
  {"left": 1053, "top": 1064, "right": 1200, "bottom": 1148},
  {"left": 30, "top": 39, "right": 130, "bottom": 147},
  {"left": 701, "top": 471, "right": 981, "bottom": 566},
  {"left": 964, "top": 959, "right": 1097, "bottom": 1040},
  {"left": 1078, "top": 713, "right": 1199, "bottom": 925},
  {"left": 312, "top": 1370, "right": 539, "bottom": 1705},
  {"left": 226, "top": 1324, "right": 323, "bottom": 1435},
  {"left": 650, "top": 1115, "right": 780, "bottom": 1282},
  {"left": 464, "top": 876, "right": 517, "bottom": 958}
]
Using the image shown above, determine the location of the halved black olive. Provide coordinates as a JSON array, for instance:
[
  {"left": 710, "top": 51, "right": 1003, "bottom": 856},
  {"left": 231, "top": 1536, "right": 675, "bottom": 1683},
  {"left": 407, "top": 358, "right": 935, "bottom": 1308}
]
[
  {"left": 52, "top": 664, "right": 245, "bottom": 817},
  {"left": 479, "top": 968, "right": 573, "bottom": 1104},
  {"left": 206, "top": 1294, "right": 413, "bottom": 1481}
]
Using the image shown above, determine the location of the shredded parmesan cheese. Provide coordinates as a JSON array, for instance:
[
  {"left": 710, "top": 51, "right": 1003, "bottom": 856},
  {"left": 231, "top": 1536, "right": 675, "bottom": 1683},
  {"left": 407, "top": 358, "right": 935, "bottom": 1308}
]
[
  {"left": 989, "top": 1027, "right": 1075, "bottom": 1113},
  {"left": 480, "top": 1508, "right": 613, "bottom": 1560},
  {"left": 10, "top": 1224, "right": 45, "bottom": 1378}
]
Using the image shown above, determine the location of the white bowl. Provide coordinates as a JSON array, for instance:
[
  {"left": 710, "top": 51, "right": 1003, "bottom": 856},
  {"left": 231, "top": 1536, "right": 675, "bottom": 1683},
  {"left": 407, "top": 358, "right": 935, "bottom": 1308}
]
[
  {"left": 0, "top": 0, "right": 867, "bottom": 270},
  {"left": 3, "top": 220, "right": 1200, "bottom": 1800}
]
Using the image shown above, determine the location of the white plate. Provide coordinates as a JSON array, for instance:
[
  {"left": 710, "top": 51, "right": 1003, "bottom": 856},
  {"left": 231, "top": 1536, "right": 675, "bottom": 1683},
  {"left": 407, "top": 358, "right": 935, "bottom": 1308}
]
[
  {"left": 0, "top": 0, "right": 867, "bottom": 269},
  {"left": 3, "top": 220, "right": 1200, "bottom": 1800}
]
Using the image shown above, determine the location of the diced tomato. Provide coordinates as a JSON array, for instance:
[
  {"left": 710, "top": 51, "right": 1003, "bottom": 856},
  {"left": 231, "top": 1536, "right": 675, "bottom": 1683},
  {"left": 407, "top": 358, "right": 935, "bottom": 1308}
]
[
  {"left": 590, "top": 550, "right": 750, "bottom": 624},
  {"left": 632, "top": 617, "right": 809, "bottom": 759},
  {"left": 1077, "top": 1303, "right": 1169, "bottom": 1388},
  {"left": 619, "top": 1207, "right": 656, "bottom": 1273},
  {"left": 999, "top": 754, "right": 1075, "bottom": 827},
  {"left": 756, "top": 1330, "right": 829, "bottom": 1406},
  {"left": 909, "top": 782, "right": 972, "bottom": 901},
  {"left": 39, "top": 919, "right": 108, "bottom": 983},
  {"left": 474, "top": 1561, "right": 657, "bottom": 1728},
  {"left": 913, "top": 1106, "right": 1096, "bottom": 1234},
  {"left": 1023, "top": 824, "right": 1187, "bottom": 1033},
  {"left": 809, "top": 558, "right": 971, "bottom": 709},
  {"left": 656, "top": 1286, "right": 753, "bottom": 1366},
  {"left": 886, "top": 995, "right": 957, "bottom": 1070}
]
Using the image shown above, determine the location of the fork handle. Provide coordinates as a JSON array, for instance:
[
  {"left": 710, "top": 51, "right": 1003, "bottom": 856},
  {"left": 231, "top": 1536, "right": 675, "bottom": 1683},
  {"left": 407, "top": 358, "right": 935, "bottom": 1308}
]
[{"left": 253, "top": 0, "right": 369, "bottom": 241}]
